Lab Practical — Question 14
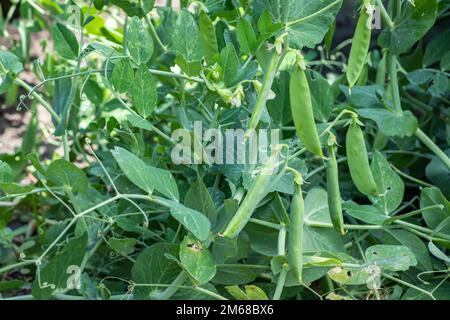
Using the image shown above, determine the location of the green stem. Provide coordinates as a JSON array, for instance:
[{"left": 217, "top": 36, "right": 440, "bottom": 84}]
[
  {"left": 245, "top": 52, "right": 282, "bottom": 138},
  {"left": 390, "top": 165, "right": 434, "bottom": 188},
  {"left": 389, "top": 55, "right": 402, "bottom": 114},
  {"left": 14, "top": 78, "right": 61, "bottom": 122},
  {"left": 144, "top": 15, "right": 168, "bottom": 52},
  {"left": 382, "top": 273, "right": 435, "bottom": 300},
  {"left": 376, "top": 0, "right": 395, "bottom": 29},
  {"left": 272, "top": 267, "right": 288, "bottom": 300},
  {"left": 249, "top": 218, "right": 283, "bottom": 230},
  {"left": 415, "top": 129, "right": 450, "bottom": 170},
  {"left": 151, "top": 271, "right": 188, "bottom": 300},
  {"left": 0, "top": 260, "right": 35, "bottom": 276},
  {"left": 63, "top": 132, "right": 70, "bottom": 161}
]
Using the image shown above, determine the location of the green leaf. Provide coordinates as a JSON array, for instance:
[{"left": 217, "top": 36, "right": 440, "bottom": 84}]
[
  {"left": 130, "top": 64, "right": 157, "bottom": 117},
  {"left": 254, "top": 0, "right": 343, "bottom": 49},
  {"left": 172, "top": 9, "right": 203, "bottom": 63},
  {"left": 378, "top": 0, "right": 437, "bottom": 55},
  {"left": 213, "top": 265, "right": 257, "bottom": 285},
  {"left": 107, "top": 237, "right": 137, "bottom": 255},
  {"left": 0, "top": 160, "right": 12, "bottom": 183},
  {"left": 343, "top": 201, "right": 387, "bottom": 225},
  {"left": 219, "top": 44, "right": 239, "bottom": 87},
  {"left": 109, "top": 0, "right": 154, "bottom": 17},
  {"left": 112, "top": 58, "right": 134, "bottom": 93},
  {"left": 212, "top": 236, "right": 238, "bottom": 264},
  {"left": 369, "top": 151, "right": 404, "bottom": 214},
  {"left": 420, "top": 187, "right": 450, "bottom": 230},
  {"left": 328, "top": 267, "right": 371, "bottom": 285},
  {"left": 0, "top": 280, "right": 25, "bottom": 292},
  {"left": 168, "top": 200, "right": 211, "bottom": 241},
  {"left": 267, "top": 71, "right": 292, "bottom": 126},
  {"left": 225, "top": 285, "right": 269, "bottom": 300},
  {"left": 427, "top": 241, "right": 450, "bottom": 263},
  {"left": 236, "top": 18, "right": 257, "bottom": 55},
  {"left": 126, "top": 17, "right": 154, "bottom": 65},
  {"left": 365, "top": 245, "right": 417, "bottom": 271},
  {"left": 357, "top": 109, "right": 418, "bottom": 137},
  {"left": 180, "top": 235, "right": 216, "bottom": 285},
  {"left": 47, "top": 159, "right": 88, "bottom": 194},
  {"left": 307, "top": 69, "right": 334, "bottom": 122},
  {"left": 52, "top": 23, "right": 79, "bottom": 60},
  {"left": 199, "top": 11, "right": 219, "bottom": 63},
  {"left": 184, "top": 176, "right": 217, "bottom": 226},
  {"left": 111, "top": 147, "right": 179, "bottom": 200},
  {"left": 0, "top": 51, "right": 23, "bottom": 74},
  {"left": 32, "top": 233, "right": 88, "bottom": 299},
  {"left": 385, "top": 229, "right": 432, "bottom": 271},
  {"left": 426, "top": 151, "right": 450, "bottom": 198},
  {"left": 423, "top": 30, "right": 450, "bottom": 67},
  {"left": 303, "top": 188, "right": 345, "bottom": 253},
  {"left": 131, "top": 243, "right": 180, "bottom": 299}
]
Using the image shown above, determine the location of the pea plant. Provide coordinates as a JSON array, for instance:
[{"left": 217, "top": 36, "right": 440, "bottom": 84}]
[{"left": 0, "top": 0, "right": 449, "bottom": 301}]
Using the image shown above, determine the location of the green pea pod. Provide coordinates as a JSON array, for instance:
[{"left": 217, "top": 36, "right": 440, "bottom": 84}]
[
  {"left": 346, "top": 4, "right": 372, "bottom": 89},
  {"left": 346, "top": 121, "right": 379, "bottom": 196},
  {"left": 288, "top": 179, "right": 304, "bottom": 283},
  {"left": 326, "top": 143, "right": 345, "bottom": 235},
  {"left": 289, "top": 67, "right": 323, "bottom": 157},
  {"left": 221, "top": 146, "right": 285, "bottom": 238}
]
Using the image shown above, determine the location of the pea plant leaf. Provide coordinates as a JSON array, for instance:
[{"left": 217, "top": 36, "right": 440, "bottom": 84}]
[
  {"left": 378, "top": 0, "right": 438, "bottom": 55},
  {"left": 369, "top": 151, "right": 405, "bottom": 214},
  {"left": 171, "top": 9, "right": 203, "bottom": 65},
  {"left": 47, "top": 159, "right": 88, "bottom": 194},
  {"left": 31, "top": 233, "right": 88, "bottom": 299},
  {"left": 130, "top": 64, "right": 157, "bottom": 117},
  {"left": 254, "top": 0, "right": 343, "bottom": 49},
  {"left": 126, "top": 17, "right": 154, "bottom": 65},
  {"left": 131, "top": 243, "right": 181, "bottom": 299},
  {"left": 357, "top": 109, "right": 418, "bottom": 137},
  {"left": 184, "top": 176, "right": 217, "bottom": 227},
  {"left": 180, "top": 235, "right": 216, "bottom": 285},
  {"left": 420, "top": 187, "right": 450, "bottom": 231},
  {"left": 112, "top": 58, "right": 134, "bottom": 93},
  {"left": 52, "top": 23, "right": 79, "bottom": 60},
  {"left": 111, "top": 147, "right": 179, "bottom": 200},
  {"left": 365, "top": 245, "right": 417, "bottom": 271}
]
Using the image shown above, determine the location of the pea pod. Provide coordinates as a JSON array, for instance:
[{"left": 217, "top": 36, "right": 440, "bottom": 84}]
[
  {"left": 221, "top": 145, "right": 285, "bottom": 238},
  {"left": 326, "top": 137, "right": 345, "bottom": 235},
  {"left": 346, "top": 120, "right": 378, "bottom": 196},
  {"left": 346, "top": 1, "right": 372, "bottom": 89},
  {"left": 289, "top": 67, "right": 323, "bottom": 157},
  {"left": 288, "top": 175, "right": 304, "bottom": 283}
]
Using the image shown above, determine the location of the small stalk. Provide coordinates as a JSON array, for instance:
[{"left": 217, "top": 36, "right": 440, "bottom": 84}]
[
  {"left": 389, "top": 55, "right": 403, "bottom": 114},
  {"left": 415, "top": 129, "right": 450, "bottom": 170},
  {"left": 272, "top": 266, "right": 288, "bottom": 300},
  {"left": 245, "top": 51, "right": 283, "bottom": 139}
]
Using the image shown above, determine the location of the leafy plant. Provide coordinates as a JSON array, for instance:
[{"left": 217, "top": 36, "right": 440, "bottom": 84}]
[{"left": 0, "top": 0, "right": 449, "bottom": 300}]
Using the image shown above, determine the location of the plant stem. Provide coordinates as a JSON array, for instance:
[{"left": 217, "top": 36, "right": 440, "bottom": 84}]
[
  {"left": 389, "top": 55, "right": 403, "bottom": 114},
  {"left": 272, "top": 267, "right": 288, "bottom": 300},
  {"left": 245, "top": 51, "right": 282, "bottom": 139},
  {"left": 390, "top": 165, "right": 434, "bottom": 188},
  {"left": 382, "top": 273, "right": 435, "bottom": 300},
  {"left": 152, "top": 271, "right": 188, "bottom": 300},
  {"left": 144, "top": 15, "right": 168, "bottom": 52},
  {"left": 14, "top": 78, "right": 61, "bottom": 122},
  {"left": 0, "top": 260, "right": 35, "bottom": 276},
  {"left": 376, "top": 0, "right": 395, "bottom": 29},
  {"left": 415, "top": 129, "right": 450, "bottom": 170}
]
